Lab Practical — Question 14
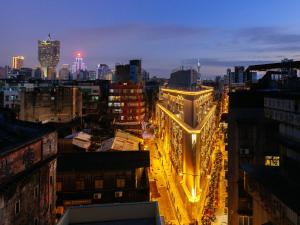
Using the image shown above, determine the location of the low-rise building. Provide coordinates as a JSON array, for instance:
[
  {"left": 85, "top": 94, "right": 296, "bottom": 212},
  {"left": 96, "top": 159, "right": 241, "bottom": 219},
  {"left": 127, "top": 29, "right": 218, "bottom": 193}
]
[
  {"left": 57, "top": 202, "right": 163, "bottom": 225},
  {"left": 56, "top": 151, "right": 150, "bottom": 213},
  {"left": 0, "top": 115, "right": 57, "bottom": 225}
]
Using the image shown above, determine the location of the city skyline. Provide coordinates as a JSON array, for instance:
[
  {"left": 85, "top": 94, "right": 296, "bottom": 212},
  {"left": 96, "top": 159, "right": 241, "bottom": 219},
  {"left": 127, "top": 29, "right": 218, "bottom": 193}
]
[{"left": 1, "top": 0, "right": 300, "bottom": 77}]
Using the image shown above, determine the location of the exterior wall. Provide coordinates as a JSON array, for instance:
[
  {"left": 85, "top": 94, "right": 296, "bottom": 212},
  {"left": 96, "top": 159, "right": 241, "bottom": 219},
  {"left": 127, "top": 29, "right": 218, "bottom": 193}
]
[
  {"left": 56, "top": 167, "right": 149, "bottom": 208},
  {"left": 19, "top": 87, "right": 82, "bottom": 123},
  {"left": 156, "top": 87, "right": 216, "bottom": 219},
  {"left": 0, "top": 159, "right": 56, "bottom": 225},
  {"left": 0, "top": 131, "right": 57, "bottom": 225},
  {"left": 108, "top": 82, "right": 145, "bottom": 134}
]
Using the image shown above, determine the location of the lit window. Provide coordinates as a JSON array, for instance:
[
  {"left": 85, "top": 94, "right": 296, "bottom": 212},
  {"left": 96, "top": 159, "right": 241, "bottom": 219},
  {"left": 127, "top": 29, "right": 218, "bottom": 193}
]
[
  {"left": 121, "top": 116, "right": 124, "bottom": 120},
  {"left": 109, "top": 89, "right": 114, "bottom": 93},
  {"left": 265, "top": 156, "right": 280, "bottom": 167},
  {"left": 115, "top": 191, "right": 123, "bottom": 198},
  {"left": 95, "top": 179, "right": 104, "bottom": 189},
  {"left": 116, "top": 178, "right": 125, "bottom": 188}
]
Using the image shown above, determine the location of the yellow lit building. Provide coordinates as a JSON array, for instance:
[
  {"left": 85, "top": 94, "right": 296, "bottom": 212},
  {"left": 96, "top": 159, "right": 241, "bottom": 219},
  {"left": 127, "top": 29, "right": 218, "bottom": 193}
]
[
  {"left": 12, "top": 56, "right": 24, "bottom": 69},
  {"left": 155, "top": 86, "right": 217, "bottom": 219}
]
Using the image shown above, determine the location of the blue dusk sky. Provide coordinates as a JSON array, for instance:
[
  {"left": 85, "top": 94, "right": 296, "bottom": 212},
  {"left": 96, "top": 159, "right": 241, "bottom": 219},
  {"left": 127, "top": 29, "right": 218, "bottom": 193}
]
[{"left": 1, "top": 0, "right": 300, "bottom": 78}]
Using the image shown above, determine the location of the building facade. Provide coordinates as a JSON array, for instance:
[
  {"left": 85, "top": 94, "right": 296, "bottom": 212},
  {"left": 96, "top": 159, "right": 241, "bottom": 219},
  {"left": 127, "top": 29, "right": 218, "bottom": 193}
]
[
  {"left": 18, "top": 86, "right": 82, "bottom": 123},
  {"left": 0, "top": 117, "right": 57, "bottom": 225},
  {"left": 12, "top": 56, "right": 24, "bottom": 70},
  {"left": 38, "top": 35, "right": 60, "bottom": 80},
  {"left": 56, "top": 151, "right": 150, "bottom": 213},
  {"left": 155, "top": 86, "right": 217, "bottom": 220}
]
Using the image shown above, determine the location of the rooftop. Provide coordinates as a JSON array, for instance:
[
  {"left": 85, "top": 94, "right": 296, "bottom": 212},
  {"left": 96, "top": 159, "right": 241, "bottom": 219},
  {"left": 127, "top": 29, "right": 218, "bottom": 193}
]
[
  {"left": 0, "top": 113, "right": 55, "bottom": 156},
  {"left": 56, "top": 202, "right": 163, "bottom": 225},
  {"left": 57, "top": 151, "right": 150, "bottom": 171}
]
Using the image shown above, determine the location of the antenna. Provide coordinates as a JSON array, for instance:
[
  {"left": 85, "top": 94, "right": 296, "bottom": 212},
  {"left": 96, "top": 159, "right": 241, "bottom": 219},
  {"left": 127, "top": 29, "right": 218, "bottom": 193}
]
[{"left": 197, "top": 58, "right": 201, "bottom": 73}]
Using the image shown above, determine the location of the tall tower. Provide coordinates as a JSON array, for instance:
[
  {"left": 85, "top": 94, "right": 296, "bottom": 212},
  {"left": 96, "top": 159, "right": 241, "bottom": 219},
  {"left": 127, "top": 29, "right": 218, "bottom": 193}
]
[
  {"left": 38, "top": 34, "right": 60, "bottom": 80},
  {"left": 71, "top": 52, "right": 86, "bottom": 73},
  {"left": 12, "top": 56, "right": 24, "bottom": 69}
]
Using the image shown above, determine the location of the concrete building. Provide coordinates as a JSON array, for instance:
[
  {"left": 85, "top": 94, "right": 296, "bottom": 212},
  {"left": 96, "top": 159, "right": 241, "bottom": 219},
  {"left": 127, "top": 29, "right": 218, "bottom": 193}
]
[
  {"left": 56, "top": 202, "right": 163, "bottom": 225},
  {"left": 108, "top": 82, "right": 145, "bottom": 135},
  {"left": 109, "top": 59, "right": 145, "bottom": 135},
  {"left": 168, "top": 68, "right": 198, "bottom": 89},
  {"left": 155, "top": 85, "right": 217, "bottom": 220},
  {"left": 18, "top": 86, "right": 82, "bottom": 123},
  {"left": 38, "top": 34, "right": 60, "bottom": 80},
  {"left": 59, "top": 64, "right": 71, "bottom": 80},
  {"left": 228, "top": 60, "right": 300, "bottom": 225},
  {"left": 0, "top": 115, "right": 57, "bottom": 225},
  {"left": 56, "top": 151, "right": 150, "bottom": 212},
  {"left": 12, "top": 56, "right": 24, "bottom": 69}
]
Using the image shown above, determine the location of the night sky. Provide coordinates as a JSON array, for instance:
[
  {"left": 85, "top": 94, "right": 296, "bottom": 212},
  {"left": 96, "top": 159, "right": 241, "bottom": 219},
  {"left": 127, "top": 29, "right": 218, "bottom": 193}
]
[{"left": 1, "top": 0, "right": 300, "bottom": 77}]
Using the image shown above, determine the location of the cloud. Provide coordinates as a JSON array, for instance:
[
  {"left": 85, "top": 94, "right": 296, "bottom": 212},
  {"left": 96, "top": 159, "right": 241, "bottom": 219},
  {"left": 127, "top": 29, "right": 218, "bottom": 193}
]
[{"left": 67, "top": 24, "right": 212, "bottom": 42}]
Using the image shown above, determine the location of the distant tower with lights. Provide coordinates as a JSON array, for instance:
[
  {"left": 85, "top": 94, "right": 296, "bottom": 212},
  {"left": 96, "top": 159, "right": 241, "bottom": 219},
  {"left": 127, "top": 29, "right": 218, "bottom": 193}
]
[
  {"left": 71, "top": 52, "right": 87, "bottom": 73},
  {"left": 197, "top": 58, "right": 201, "bottom": 83},
  {"left": 38, "top": 33, "right": 60, "bottom": 80},
  {"left": 12, "top": 56, "right": 24, "bottom": 69}
]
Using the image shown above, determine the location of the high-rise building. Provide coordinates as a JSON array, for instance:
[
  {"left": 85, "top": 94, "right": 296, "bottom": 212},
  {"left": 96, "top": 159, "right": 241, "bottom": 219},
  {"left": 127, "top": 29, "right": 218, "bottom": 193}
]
[
  {"left": 59, "top": 64, "right": 71, "bottom": 80},
  {"left": 108, "top": 60, "right": 145, "bottom": 135},
  {"left": 168, "top": 68, "right": 198, "bottom": 89},
  {"left": 12, "top": 56, "right": 24, "bottom": 69},
  {"left": 97, "top": 64, "right": 112, "bottom": 80},
  {"left": 71, "top": 52, "right": 87, "bottom": 74},
  {"left": 38, "top": 34, "right": 60, "bottom": 80},
  {"left": 33, "top": 67, "right": 43, "bottom": 79}
]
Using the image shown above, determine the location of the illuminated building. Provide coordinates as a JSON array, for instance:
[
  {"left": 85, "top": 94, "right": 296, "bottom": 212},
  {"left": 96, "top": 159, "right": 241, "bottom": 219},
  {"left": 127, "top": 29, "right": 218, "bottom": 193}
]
[
  {"left": 228, "top": 60, "right": 300, "bottom": 225},
  {"left": 38, "top": 34, "right": 60, "bottom": 80},
  {"left": 155, "top": 84, "right": 216, "bottom": 219},
  {"left": 0, "top": 116, "right": 57, "bottom": 225},
  {"left": 71, "top": 52, "right": 87, "bottom": 74},
  {"left": 108, "top": 60, "right": 145, "bottom": 135},
  {"left": 12, "top": 56, "right": 24, "bottom": 69}
]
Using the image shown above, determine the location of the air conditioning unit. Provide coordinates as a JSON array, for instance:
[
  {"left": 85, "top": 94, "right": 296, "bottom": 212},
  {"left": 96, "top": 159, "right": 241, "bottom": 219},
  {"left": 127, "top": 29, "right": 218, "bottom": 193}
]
[{"left": 93, "top": 193, "right": 102, "bottom": 199}]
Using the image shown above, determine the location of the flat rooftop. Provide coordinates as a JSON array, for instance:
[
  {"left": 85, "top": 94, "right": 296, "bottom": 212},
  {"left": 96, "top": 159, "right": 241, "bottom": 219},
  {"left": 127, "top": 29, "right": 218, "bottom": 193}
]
[{"left": 57, "top": 202, "right": 163, "bottom": 225}]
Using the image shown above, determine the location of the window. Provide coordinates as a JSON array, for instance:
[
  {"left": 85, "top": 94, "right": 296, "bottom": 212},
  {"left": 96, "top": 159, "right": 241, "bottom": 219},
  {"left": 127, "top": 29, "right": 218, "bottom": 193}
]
[
  {"left": 94, "top": 179, "right": 104, "bottom": 189},
  {"left": 76, "top": 179, "right": 85, "bottom": 190},
  {"left": 50, "top": 176, "right": 53, "bottom": 185},
  {"left": 115, "top": 191, "right": 123, "bottom": 198},
  {"left": 116, "top": 178, "right": 125, "bottom": 188},
  {"left": 34, "top": 186, "right": 39, "bottom": 198},
  {"left": 238, "top": 216, "right": 253, "bottom": 225},
  {"left": 265, "top": 156, "right": 280, "bottom": 167},
  {"left": 15, "top": 200, "right": 20, "bottom": 215},
  {"left": 57, "top": 181, "right": 62, "bottom": 192}
]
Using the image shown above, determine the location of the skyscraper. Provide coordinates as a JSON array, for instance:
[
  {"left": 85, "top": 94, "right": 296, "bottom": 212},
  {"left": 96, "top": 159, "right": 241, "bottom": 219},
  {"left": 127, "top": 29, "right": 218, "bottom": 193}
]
[
  {"left": 38, "top": 34, "right": 60, "bottom": 80},
  {"left": 59, "top": 64, "right": 71, "bottom": 80},
  {"left": 12, "top": 56, "right": 24, "bottom": 69},
  {"left": 71, "top": 52, "right": 87, "bottom": 73}
]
